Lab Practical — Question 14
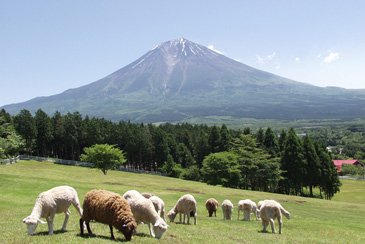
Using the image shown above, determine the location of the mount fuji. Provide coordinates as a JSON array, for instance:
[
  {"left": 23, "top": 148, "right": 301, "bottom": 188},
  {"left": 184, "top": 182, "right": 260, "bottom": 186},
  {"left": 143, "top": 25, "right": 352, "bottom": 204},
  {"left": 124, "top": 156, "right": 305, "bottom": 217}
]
[{"left": 3, "top": 38, "right": 365, "bottom": 123}]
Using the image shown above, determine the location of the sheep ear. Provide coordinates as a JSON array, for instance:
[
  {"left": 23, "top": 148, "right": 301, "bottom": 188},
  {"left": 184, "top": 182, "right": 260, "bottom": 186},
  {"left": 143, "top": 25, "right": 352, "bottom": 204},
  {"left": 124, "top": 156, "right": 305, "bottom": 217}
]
[
  {"left": 23, "top": 218, "right": 27, "bottom": 223},
  {"left": 154, "top": 221, "right": 160, "bottom": 227},
  {"left": 38, "top": 219, "right": 47, "bottom": 224}
]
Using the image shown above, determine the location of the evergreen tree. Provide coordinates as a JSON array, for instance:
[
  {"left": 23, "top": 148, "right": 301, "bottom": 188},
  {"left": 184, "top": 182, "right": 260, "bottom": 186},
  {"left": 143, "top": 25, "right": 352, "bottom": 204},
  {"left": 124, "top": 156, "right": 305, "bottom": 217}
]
[
  {"left": 243, "top": 127, "right": 251, "bottom": 135},
  {"left": 35, "top": 109, "right": 53, "bottom": 157},
  {"left": 193, "top": 130, "right": 210, "bottom": 168},
  {"left": 161, "top": 154, "right": 183, "bottom": 178},
  {"left": 51, "top": 111, "right": 66, "bottom": 158},
  {"left": 176, "top": 143, "right": 194, "bottom": 168},
  {"left": 256, "top": 127, "right": 264, "bottom": 147},
  {"left": 219, "top": 124, "right": 231, "bottom": 151},
  {"left": 302, "top": 135, "right": 321, "bottom": 197},
  {"left": 13, "top": 109, "right": 36, "bottom": 154},
  {"left": 263, "top": 127, "right": 279, "bottom": 157},
  {"left": 232, "top": 134, "right": 282, "bottom": 191},
  {"left": 280, "top": 128, "right": 306, "bottom": 195},
  {"left": 315, "top": 142, "right": 342, "bottom": 200},
  {"left": 208, "top": 125, "right": 221, "bottom": 153},
  {"left": 278, "top": 128, "right": 287, "bottom": 153}
]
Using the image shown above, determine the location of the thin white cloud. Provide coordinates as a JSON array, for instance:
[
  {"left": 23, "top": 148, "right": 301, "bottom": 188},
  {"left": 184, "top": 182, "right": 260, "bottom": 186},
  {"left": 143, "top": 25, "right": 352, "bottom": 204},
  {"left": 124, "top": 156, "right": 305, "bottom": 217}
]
[
  {"left": 295, "top": 57, "right": 300, "bottom": 62},
  {"left": 208, "top": 45, "right": 224, "bottom": 55},
  {"left": 323, "top": 52, "right": 339, "bottom": 63},
  {"left": 256, "top": 52, "right": 276, "bottom": 64},
  {"left": 317, "top": 53, "right": 322, "bottom": 58}
]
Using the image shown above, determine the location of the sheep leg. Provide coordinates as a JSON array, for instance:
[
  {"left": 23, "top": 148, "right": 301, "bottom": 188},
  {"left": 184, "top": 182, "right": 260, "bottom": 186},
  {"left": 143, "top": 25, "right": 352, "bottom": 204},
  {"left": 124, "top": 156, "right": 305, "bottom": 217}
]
[
  {"left": 278, "top": 217, "right": 283, "bottom": 234},
  {"left": 61, "top": 209, "right": 70, "bottom": 231},
  {"left": 79, "top": 218, "right": 84, "bottom": 235},
  {"left": 262, "top": 220, "right": 268, "bottom": 232},
  {"left": 47, "top": 213, "right": 55, "bottom": 235},
  {"left": 85, "top": 221, "right": 92, "bottom": 234},
  {"left": 179, "top": 213, "right": 182, "bottom": 223},
  {"left": 109, "top": 225, "right": 116, "bottom": 240},
  {"left": 238, "top": 208, "right": 240, "bottom": 220},
  {"left": 194, "top": 211, "right": 197, "bottom": 225},
  {"left": 148, "top": 223, "right": 155, "bottom": 238},
  {"left": 269, "top": 218, "right": 276, "bottom": 233},
  {"left": 187, "top": 212, "right": 190, "bottom": 225}
]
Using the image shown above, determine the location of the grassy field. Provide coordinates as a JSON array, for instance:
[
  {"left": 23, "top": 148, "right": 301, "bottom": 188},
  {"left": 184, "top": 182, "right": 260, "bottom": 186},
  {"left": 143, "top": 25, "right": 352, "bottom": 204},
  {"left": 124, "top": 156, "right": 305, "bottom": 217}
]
[{"left": 1, "top": 160, "right": 364, "bottom": 244}]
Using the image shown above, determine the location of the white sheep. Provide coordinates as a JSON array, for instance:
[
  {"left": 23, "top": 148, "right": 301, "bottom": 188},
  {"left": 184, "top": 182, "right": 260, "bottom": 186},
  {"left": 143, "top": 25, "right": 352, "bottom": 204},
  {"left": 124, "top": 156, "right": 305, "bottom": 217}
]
[
  {"left": 149, "top": 195, "right": 166, "bottom": 222},
  {"left": 221, "top": 199, "right": 233, "bottom": 220},
  {"left": 259, "top": 200, "right": 290, "bottom": 234},
  {"left": 23, "top": 186, "right": 83, "bottom": 235},
  {"left": 123, "top": 190, "right": 168, "bottom": 239},
  {"left": 237, "top": 199, "right": 260, "bottom": 221},
  {"left": 167, "top": 194, "right": 197, "bottom": 225}
]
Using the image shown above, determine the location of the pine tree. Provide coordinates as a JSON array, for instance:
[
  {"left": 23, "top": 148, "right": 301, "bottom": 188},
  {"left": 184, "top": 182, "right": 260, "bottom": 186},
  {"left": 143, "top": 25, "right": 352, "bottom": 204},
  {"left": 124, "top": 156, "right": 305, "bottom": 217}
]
[
  {"left": 208, "top": 125, "right": 221, "bottom": 153},
  {"left": 315, "top": 142, "right": 342, "bottom": 200},
  {"left": 13, "top": 109, "right": 36, "bottom": 154},
  {"left": 278, "top": 128, "right": 287, "bottom": 153},
  {"left": 302, "top": 135, "right": 321, "bottom": 197},
  {"left": 263, "top": 127, "right": 279, "bottom": 157},
  {"left": 219, "top": 124, "right": 231, "bottom": 151},
  {"left": 256, "top": 127, "right": 264, "bottom": 147},
  {"left": 280, "top": 128, "right": 306, "bottom": 195}
]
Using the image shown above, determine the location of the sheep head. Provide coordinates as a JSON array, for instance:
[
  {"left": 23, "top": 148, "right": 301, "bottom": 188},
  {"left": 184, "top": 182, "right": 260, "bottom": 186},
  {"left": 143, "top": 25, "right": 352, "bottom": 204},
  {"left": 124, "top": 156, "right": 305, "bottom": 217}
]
[
  {"left": 153, "top": 220, "right": 169, "bottom": 239},
  {"left": 167, "top": 209, "right": 177, "bottom": 222},
  {"left": 120, "top": 221, "right": 137, "bottom": 241},
  {"left": 23, "top": 216, "right": 46, "bottom": 235}
]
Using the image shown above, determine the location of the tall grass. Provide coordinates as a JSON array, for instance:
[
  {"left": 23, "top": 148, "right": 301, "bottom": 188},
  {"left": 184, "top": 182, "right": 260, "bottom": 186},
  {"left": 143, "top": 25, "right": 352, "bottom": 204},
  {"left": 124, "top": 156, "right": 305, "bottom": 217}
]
[{"left": 1, "top": 160, "right": 364, "bottom": 243}]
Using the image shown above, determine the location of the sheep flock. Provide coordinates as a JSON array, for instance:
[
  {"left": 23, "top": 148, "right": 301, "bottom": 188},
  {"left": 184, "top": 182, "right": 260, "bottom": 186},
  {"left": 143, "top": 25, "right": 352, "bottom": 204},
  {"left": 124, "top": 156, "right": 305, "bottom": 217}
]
[{"left": 23, "top": 185, "right": 291, "bottom": 241}]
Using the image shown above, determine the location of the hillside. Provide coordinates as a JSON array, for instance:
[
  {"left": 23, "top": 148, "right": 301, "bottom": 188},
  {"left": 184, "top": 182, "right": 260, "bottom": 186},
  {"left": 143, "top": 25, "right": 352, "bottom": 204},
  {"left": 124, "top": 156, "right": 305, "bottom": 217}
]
[
  {"left": 1, "top": 160, "right": 365, "bottom": 243},
  {"left": 2, "top": 38, "right": 365, "bottom": 123}
]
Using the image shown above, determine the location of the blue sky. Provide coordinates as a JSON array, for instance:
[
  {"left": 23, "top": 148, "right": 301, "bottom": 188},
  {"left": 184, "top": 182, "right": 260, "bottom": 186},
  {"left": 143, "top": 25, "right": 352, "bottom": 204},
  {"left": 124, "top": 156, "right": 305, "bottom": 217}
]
[{"left": 1, "top": 0, "right": 364, "bottom": 107}]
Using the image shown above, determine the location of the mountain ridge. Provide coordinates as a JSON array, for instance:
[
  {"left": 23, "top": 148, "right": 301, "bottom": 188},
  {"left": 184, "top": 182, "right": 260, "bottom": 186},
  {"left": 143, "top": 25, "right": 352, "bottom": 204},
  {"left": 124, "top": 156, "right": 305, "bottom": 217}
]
[{"left": 2, "top": 38, "right": 365, "bottom": 123}]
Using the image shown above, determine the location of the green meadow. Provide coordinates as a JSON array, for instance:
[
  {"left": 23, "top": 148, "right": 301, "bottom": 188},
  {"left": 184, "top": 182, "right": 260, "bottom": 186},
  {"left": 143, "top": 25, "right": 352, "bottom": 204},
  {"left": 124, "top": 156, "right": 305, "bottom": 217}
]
[{"left": 1, "top": 160, "right": 364, "bottom": 244}]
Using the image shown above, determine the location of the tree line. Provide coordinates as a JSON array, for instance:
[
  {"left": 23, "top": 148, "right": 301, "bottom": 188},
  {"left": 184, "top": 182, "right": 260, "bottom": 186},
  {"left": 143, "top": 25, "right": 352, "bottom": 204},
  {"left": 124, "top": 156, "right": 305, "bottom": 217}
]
[{"left": 0, "top": 108, "right": 341, "bottom": 199}]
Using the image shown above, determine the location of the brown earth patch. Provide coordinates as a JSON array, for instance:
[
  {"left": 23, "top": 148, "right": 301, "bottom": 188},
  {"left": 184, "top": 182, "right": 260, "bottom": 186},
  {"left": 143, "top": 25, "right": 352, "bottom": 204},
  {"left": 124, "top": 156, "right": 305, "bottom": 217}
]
[
  {"left": 103, "top": 182, "right": 123, "bottom": 185},
  {"left": 165, "top": 188, "right": 205, "bottom": 194}
]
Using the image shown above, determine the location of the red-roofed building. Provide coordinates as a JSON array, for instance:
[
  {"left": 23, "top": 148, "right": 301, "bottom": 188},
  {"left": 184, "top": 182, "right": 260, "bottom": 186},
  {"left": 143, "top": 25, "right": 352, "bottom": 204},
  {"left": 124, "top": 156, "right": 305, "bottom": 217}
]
[{"left": 333, "top": 160, "right": 363, "bottom": 174}]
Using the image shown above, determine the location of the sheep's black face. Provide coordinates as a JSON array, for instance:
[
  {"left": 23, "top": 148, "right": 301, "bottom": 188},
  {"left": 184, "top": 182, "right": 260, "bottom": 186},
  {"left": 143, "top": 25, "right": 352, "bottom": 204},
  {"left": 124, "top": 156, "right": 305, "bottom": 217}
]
[{"left": 121, "top": 222, "right": 137, "bottom": 241}]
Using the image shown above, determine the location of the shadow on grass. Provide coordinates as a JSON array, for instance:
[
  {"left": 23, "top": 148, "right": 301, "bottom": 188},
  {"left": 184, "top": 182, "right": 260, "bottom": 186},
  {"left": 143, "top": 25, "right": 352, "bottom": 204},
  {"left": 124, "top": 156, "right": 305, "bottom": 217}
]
[
  {"left": 35, "top": 229, "right": 67, "bottom": 235},
  {"left": 77, "top": 233, "right": 129, "bottom": 242},
  {"left": 135, "top": 233, "right": 150, "bottom": 238},
  {"left": 257, "top": 230, "right": 274, "bottom": 234}
]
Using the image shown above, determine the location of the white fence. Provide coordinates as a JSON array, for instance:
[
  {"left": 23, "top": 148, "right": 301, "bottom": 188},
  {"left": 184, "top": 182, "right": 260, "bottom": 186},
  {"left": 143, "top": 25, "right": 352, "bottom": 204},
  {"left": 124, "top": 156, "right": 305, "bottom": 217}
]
[{"left": 1, "top": 155, "right": 165, "bottom": 176}]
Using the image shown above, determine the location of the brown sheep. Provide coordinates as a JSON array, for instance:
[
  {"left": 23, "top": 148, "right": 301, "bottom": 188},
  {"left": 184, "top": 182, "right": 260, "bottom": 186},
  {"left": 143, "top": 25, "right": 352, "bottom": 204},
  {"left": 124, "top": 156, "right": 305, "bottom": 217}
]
[
  {"left": 80, "top": 189, "right": 137, "bottom": 241},
  {"left": 205, "top": 198, "right": 219, "bottom": 217},
  {"left": 141, "top": 193, "right": 155, "bottom": 199}
]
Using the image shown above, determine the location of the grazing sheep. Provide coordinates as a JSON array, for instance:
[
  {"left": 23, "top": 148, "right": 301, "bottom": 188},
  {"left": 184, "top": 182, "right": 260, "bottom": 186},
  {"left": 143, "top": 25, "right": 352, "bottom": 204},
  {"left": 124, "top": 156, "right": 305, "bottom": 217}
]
[
  {"left": 141, "top": 192, "right": 155, "bottom": 199},
  {"left": 167, "top": 194, "right": 197, "bottom": 225},
  {"left": 257, "top": 200, "right": 265, "bottom": 210},
  {"left": 259, "top": 200, "right": 290, "bottom": 234},
  {"left": 149, "top": 195, "right": 166, "bottom": 222},
  {"left": 221, "top": 200, "right": 233, "bottom": 220},
  {"left": 80, "top": 189, "right": 137, "bottom": 241},
  {"left": 123, "top": 190, "right": 168, "bottom": 239},
  {"left": 205, "top": 198, "right": 219, "bottom": 217},
  {"left": 23, "top": 186, "right": 83, "bottom": 235},
  {"left": 237, "top": 199, "right": 260, "bottom": 221}
]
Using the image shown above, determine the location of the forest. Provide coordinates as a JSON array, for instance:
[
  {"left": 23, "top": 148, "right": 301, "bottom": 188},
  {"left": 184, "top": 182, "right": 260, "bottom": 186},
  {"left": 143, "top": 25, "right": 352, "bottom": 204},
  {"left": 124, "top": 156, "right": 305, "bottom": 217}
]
[{"left": 2, "top": 108, "right": 363, "bottom": 200}]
